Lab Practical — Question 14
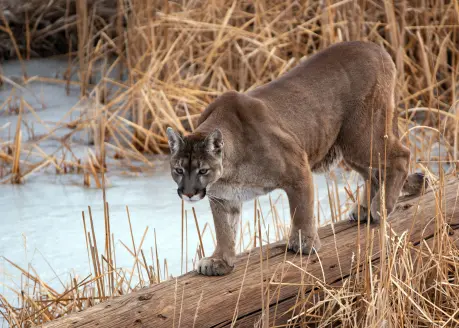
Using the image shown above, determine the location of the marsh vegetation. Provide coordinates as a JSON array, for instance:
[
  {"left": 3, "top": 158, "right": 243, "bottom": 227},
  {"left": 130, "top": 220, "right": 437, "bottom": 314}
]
[{"left": 0, "top": 0, "right": 458, "bottom": 326}]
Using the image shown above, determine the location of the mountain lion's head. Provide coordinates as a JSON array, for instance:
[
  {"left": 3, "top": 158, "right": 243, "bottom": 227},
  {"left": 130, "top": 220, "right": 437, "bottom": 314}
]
[{"left": 166, "top": 127, "right": 224, "bottom": 202}]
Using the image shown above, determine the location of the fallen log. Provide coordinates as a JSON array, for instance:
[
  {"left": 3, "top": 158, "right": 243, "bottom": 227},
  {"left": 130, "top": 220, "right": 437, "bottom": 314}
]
[{"left": 43, "top": 178, "right": 459, "bottom": 328}]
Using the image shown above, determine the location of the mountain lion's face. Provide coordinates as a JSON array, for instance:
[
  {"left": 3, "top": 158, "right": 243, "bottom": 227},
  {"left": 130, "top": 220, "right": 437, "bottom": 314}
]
[{"left": 166, "top": 128, "right": 223, "bottom": 203}]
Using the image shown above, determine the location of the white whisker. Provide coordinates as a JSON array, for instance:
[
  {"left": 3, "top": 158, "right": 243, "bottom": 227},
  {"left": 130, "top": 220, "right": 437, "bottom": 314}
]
[
  {"left": 208, "top": 195, "right": 225, "bottom": 208},
  {"left": 207, "top": 193, "right": 225, "bottom": 201}
]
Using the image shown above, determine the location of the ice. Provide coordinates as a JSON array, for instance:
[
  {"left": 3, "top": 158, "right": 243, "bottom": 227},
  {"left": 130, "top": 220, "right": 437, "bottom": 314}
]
[{"left": 0, "top": 57, "right": 352, "bottom": 306}]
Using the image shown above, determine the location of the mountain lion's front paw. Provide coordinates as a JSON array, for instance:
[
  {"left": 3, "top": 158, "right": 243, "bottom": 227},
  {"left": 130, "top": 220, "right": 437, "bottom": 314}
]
[
  {"left": 197, "top": 256, "right": 234, "bottom": 276},
  {"left": 288, "top": 229, "right": 321, "bottom": 255}
]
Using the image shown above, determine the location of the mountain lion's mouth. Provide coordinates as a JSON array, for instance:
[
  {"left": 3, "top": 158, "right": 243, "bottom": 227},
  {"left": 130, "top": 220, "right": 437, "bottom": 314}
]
[
  {"left": 183, "top": 198, "right": 201, "bottom": 203},
  {"left": 181, "top": 194, "right": 203, "bottom": 202},
  {"left": 179, "top": 189, "right": 206, "bottom": 202}
]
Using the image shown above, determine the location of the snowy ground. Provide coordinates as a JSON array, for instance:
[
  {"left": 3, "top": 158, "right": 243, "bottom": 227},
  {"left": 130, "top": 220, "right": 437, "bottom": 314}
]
[{"left": 0, "top": 58, "right": 353, "bottom": 308}]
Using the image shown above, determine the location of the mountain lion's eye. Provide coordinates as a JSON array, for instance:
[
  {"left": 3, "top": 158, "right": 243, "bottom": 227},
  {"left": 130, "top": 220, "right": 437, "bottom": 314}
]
[
  {"left": 199, "top": 168, "right": 209, "bottom": 175},
  {"left": 175, "top": 168, "right": 184, "bottom": 175}
]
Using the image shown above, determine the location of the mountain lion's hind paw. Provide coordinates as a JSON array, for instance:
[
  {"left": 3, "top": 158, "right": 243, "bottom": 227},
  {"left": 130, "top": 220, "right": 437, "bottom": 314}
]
[
  {"left": 288, "top": 231, "right": 321, "bottom": 255},
  {"left": 349, "top": 203, "right": 371, "bottom": 222}
]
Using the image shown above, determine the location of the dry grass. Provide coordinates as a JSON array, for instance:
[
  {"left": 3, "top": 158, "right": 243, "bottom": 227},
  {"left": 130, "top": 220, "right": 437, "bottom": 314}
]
[
  {"left": 270, "top": 175, "right": 459, "bottom": 327},
  {"left": 0, "top": 0, "right": 459, "bottom": 327},
  {"left": 0, "top": 172, "right": 458, "bottom": 327},
  {"left": 0, "top": 188, "right": 292, "bottom": 326},
  {"left": 0, "top": 0, "right": 458, "bottom": 184}
]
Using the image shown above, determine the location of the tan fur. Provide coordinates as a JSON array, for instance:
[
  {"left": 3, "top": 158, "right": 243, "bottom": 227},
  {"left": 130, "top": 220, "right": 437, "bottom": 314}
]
[{"left": 167, "top": 41, "right": 425, "bottom": 276}]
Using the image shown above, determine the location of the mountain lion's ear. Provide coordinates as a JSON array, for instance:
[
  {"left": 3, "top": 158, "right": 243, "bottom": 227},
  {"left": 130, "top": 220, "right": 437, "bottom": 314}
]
[
  {"left": 166, "top": 127, "right": 183, "bottom": 155},
  {"left": 205, "top": 129, "right": 223, "bottom": 154}
]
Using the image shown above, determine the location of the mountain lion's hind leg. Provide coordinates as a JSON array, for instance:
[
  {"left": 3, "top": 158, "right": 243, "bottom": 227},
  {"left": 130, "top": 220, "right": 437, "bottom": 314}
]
[
  {"left": 285, "top": 161, "right": 321, "bottom": 254},
  {"left": 346, "top": 161, "right": 379, "bottom": 222},
  {"left": 197, "top": 199, "right": 241, "bottom": 276}
]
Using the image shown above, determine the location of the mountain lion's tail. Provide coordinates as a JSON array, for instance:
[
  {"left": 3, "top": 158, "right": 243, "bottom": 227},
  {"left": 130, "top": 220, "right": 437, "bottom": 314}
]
[{"left": 402, "top": 172, "right": 428, "bottom": 196}]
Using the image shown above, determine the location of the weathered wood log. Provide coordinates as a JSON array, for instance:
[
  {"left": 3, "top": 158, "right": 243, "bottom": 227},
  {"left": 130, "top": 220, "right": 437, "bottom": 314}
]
[{"left": 43, "top": 179, "right": 459, "bottom": 328}]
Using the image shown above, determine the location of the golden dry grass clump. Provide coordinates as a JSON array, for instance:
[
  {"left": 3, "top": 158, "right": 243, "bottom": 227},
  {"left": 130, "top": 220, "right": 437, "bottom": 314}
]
[
  {"left": 96, "top": 0, "right": 459, "bottom": 154},
  {"left": 0, "top": 0, "right": 457, "bottom": 185},
  {"left": 1, "top": 0, "right": 459, "bottom": 181},
  {"left": 284, "top": 191, "right": 459, "bottom": 327}
]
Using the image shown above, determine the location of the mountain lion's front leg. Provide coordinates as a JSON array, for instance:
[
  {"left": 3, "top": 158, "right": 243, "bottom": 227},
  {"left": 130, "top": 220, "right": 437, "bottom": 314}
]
[
  {"left": 197, "top": 199, "right": 241, "bottom": 276},
  {"left": 285, "top": 165, "right": 321, "bottom": 254}
]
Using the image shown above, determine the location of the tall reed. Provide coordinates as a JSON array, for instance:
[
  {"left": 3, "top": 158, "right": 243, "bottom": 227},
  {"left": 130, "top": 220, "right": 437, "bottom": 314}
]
[{"left": 1, "top": 0, "right": 458, "bottom": 183}]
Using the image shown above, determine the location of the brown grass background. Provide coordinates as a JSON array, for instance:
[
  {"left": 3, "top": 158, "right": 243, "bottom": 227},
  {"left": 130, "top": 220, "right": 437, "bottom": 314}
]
[{"left": 0, "top": 1, "right": 458, "bottom": 327}]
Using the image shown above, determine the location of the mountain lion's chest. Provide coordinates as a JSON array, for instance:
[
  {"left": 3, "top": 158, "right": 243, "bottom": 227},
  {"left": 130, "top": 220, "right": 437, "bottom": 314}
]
[{"left": 209, "top": 183, "right": 271, "bottom": 203}]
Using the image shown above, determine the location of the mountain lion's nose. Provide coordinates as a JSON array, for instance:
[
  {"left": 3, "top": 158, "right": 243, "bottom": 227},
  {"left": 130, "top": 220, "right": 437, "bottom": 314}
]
[{"left": 184, "top": 193, "right": 194, "bottom": 198}]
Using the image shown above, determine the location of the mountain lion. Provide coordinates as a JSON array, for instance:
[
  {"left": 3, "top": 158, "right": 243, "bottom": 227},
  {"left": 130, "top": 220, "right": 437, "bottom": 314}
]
[{"left": 166, "top": 41, "right": 425, "bottom": 276}]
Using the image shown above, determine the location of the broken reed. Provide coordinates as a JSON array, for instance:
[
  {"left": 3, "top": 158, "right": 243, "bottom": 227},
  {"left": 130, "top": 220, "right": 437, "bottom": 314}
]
[{"left": 1, "top": 0, "right": 459, "bottom": 184}]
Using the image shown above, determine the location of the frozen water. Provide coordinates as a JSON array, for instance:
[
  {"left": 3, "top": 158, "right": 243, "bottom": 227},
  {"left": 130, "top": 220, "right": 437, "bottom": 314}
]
[
  {"left": 0, "top": 160, "right": 350, "bottom": 301},
  {"left": 0, "top": 58, "right": 352, "bottom": 309}
]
